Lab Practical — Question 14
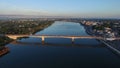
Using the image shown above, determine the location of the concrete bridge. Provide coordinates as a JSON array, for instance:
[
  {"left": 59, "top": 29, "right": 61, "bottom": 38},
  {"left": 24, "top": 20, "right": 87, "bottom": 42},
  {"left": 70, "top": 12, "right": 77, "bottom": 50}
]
[{"left": 6, "top": 34, "right": 104, "bottom": 44}]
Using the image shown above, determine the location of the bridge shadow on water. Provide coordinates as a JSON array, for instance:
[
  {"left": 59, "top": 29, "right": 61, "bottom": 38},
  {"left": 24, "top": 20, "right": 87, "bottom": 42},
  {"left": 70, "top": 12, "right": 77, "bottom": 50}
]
[
  {"left": 10, "top": 41, "right": 120, "bottom": 58},
  {"left": 10, "top": 41, "right": 105, "bottom": 48}
]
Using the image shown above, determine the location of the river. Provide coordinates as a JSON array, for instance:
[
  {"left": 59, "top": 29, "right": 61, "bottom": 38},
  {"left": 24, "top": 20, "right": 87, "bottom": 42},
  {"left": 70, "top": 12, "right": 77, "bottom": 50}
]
[{"left": 0, "top": 21, "right": 120, "bottom": 68}]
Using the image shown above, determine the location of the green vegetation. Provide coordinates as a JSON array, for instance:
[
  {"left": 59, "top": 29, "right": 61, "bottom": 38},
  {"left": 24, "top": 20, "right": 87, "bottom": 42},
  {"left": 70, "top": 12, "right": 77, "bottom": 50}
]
[
  {"left": 17, "top": 37, "right": 29, "bottom": 40},
  {"left": 0, "top": 20, "right": 54, "bottom": 34},
  {"left": 0, "top": 36, "right": 13, "bottom": 46},
  {"left": 0, "top": 20, "right": 54, "bottom": 46},
  {"left": 92, "top": 22, "right": 111, "bottom": 30},
  {"left": 93, "top": 25, "right": 104, "bottom": 30}
]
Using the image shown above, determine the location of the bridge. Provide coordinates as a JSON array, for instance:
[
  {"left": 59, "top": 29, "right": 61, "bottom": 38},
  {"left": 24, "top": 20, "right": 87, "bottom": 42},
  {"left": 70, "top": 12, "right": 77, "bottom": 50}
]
[{"left": 6, "top": 34, "right": 105, "bottom": 44}]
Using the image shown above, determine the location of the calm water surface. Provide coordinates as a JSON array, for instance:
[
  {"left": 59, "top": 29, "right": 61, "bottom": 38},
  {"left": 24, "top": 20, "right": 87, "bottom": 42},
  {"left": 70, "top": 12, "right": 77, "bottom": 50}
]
[{"left": 0, "top": 21, "right": 120, "bottom": 68}]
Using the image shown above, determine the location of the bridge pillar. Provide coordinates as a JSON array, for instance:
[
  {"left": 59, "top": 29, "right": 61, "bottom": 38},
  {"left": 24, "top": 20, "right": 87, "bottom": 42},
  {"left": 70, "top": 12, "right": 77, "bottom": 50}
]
[
  {"left": 42, "top": 36, "right": 45, "bottom": 44},
  {"left": 72, "top": 37, "right": 75, "bottom": 44}
]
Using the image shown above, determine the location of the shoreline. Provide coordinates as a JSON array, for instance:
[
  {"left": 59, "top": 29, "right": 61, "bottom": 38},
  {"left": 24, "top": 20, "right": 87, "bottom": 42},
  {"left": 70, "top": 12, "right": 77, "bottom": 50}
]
[
  {"left": 1, "top": 21, "right": 54, "bottom": 45},
  {"left": 81, "top": 23, "right": 120, "bottom": 56},
  {"left": 80, "top": 23, "right": 94, "bottom": 36},
  {"left": 0, "top": 36, "right": 14, "bottom": 46},
  {"left": 0, "top": 47, "right": 9, "bottom": 57}
]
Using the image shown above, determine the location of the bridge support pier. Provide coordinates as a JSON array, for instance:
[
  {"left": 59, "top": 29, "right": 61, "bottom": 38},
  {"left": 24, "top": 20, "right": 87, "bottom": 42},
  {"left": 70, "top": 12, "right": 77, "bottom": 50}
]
[
  {"left": 42, "top": 36, "right": 45, "bottom": 44},
  {"left": 72, "top": 37, "right": 75, "bottom": 44}
]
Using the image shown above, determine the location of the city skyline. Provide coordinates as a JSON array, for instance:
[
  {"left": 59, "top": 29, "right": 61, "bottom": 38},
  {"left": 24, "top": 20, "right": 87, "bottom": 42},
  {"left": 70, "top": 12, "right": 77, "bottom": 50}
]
[{"left": 0, "top": 0, "right": 120, "bottom": 18}]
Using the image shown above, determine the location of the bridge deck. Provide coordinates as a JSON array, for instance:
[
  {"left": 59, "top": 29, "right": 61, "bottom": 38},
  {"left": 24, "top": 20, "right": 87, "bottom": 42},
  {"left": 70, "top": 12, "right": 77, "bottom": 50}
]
[
  {"left": 5, "top": 34, "right": 119, "bottom": 44},
  {"left": 6, "top": 34, "right": 103, "bottom": 39}
]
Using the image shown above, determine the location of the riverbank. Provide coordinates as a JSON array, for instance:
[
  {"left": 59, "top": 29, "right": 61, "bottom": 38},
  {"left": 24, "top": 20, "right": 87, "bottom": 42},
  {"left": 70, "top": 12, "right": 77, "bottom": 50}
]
[
  {"left": 0, "top": 21, "right": 54, "bottom": 46},
  {"left": 0, "top": 47, "right": 9, "bottom": 57},
  {"left": 30, "top": 21, "right": 54, "bottom": 34},
  {"left": 81, "top": 22, "right": 120, "bottom": 56},
  {"left": 80, "top": 23, "right": 94, "bottom": 36},
  {"left": 0, "top": 36, "right": 13, "bottom": 46},
  {"left": 0, "top": 20, "right": 54, "bottom": 34}
]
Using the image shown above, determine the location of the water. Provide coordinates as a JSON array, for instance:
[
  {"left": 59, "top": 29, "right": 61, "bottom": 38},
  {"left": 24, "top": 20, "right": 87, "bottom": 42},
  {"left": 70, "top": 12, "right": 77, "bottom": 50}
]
[
  {"left": 0, "top": 21, "right": 120, "bottom": 68},
  {"left": 36, "top": 21, "right": 88, "bottom": 36}
]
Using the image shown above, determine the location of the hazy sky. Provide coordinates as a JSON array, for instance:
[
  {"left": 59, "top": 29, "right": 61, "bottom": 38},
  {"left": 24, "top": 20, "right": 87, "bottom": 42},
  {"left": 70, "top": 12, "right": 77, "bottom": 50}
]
[{"left": 0, "top": 0, "right": 120, "bottom": 18}]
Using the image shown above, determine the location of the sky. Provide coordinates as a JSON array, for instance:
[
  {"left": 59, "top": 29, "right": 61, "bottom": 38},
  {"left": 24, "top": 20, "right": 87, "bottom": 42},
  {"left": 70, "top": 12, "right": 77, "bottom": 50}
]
[{"left": 0, "top": 0, "right": 120, "bottom": 18}]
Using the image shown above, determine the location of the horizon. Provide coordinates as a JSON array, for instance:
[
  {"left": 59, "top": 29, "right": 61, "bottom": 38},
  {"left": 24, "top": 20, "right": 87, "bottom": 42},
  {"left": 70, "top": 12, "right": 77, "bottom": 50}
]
[{"left": 0, "top": 0, "right": 120, "bottom": 18}]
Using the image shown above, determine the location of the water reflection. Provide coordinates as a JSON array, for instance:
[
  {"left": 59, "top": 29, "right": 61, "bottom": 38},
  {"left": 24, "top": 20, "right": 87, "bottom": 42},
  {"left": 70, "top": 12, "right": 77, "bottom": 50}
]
[
  {"left": 11, "top": 41, "right": 105, "bottom": 48},
  {"left": 36, "top": 21, "right": 88, "bottom": 36},
  {"left": 1, "top": 21, "right": 120, "bottom": 68}
]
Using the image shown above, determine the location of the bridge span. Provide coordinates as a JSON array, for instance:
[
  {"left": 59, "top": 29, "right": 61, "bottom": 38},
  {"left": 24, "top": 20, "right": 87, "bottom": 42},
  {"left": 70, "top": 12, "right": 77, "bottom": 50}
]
[{"left": 6, "top": 34, "right": 104, "bottom": 44}]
